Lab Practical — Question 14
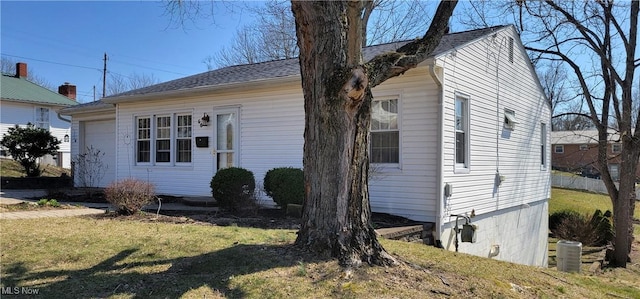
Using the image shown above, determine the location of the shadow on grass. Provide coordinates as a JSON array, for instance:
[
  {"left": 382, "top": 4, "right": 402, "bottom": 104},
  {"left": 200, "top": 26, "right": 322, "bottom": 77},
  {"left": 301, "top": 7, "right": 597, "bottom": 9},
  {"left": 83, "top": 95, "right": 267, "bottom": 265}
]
[{"left": 3, "top": 244, "right": 322, "bottom": 298}]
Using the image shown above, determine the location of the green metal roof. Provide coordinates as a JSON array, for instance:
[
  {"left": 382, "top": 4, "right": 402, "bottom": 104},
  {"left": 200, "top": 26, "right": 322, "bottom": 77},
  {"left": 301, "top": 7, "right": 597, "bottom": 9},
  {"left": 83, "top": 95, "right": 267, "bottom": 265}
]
[{"left": 0, "top": 74, "right": 78, "bottom": 106}]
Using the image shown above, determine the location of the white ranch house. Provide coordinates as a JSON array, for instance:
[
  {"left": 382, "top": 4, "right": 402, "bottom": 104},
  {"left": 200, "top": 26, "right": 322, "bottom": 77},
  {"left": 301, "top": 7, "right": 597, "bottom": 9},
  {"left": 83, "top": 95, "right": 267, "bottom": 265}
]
[{"left": 61, "top": 25, "right": 551, "bottom": 266}]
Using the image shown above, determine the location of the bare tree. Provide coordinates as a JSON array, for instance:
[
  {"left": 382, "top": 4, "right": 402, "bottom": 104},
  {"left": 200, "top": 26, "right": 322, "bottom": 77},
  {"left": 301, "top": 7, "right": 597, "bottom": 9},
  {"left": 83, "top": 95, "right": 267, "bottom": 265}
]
[
  {"left": 107, "top": 72, "right": 159, "bottom": 96},
  {"left": 524, "top": 0, "right": 638, "bottom": 268},
  {"left": 204, "top": 0, "right": 440, "bottom": 69},
  {"left": 203, "top": 0, "right": 297, "bottom": 69},
  {"left": 537, "top": 62, "right": 591, "bottom": 130},
  {"left": 1, "top": 57, "right": 53, "bottom": 89}
]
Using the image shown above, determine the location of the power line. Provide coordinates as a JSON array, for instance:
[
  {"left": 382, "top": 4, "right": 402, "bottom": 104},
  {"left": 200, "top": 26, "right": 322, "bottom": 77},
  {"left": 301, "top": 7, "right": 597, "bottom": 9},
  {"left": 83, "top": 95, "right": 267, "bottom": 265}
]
[{"left": 1, "top": 53, "right": 101, "bottom": 72}]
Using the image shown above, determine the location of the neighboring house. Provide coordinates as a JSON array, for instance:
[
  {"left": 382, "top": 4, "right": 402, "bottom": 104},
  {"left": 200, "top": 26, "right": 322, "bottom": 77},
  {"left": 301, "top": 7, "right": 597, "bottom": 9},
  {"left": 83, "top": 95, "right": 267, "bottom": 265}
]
[
  {"left": 61, "top": 25, "right": 551, "bottom": 266},
  {"left": 1, "top": 62, "right": 78, "bottom": 168},
  {"left": 551, "top": 130, "right": 638, "bottom": 181}
]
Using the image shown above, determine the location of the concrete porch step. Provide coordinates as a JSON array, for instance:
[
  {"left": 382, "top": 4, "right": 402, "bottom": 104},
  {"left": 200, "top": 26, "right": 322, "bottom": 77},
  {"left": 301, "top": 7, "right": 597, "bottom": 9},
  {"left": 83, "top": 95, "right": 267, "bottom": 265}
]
[{"left": 376, "top": 223, "right": 434, "bottom": 245}]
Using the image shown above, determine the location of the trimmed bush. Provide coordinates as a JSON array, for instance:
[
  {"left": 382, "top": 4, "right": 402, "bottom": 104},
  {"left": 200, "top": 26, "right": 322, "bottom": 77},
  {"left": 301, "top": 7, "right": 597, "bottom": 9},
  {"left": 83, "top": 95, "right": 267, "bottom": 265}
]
[
  {"left": 263, "top": 167, "right": 304, "bottom": 209},
  {"left": 210, "top": 167, "right": 256, "bottom": 212},
  {"left": 105, "top": 178, "right": 156, "bottom": 215}
]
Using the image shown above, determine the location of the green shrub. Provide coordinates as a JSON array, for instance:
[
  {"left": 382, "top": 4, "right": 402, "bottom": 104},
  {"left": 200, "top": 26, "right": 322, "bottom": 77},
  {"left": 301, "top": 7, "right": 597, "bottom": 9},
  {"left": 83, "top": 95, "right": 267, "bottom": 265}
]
[
  {"left": 105, "top": 178, "right": 156, "bottom": 215},
  {"left": 210, "top": 167, "right": 256, "bottom": 212},
  {"left": 263, "top": 167, "right": 304, "bottom": 209},
  {"left": 37, "top": 198, "right": 60, "bottom": 207}
]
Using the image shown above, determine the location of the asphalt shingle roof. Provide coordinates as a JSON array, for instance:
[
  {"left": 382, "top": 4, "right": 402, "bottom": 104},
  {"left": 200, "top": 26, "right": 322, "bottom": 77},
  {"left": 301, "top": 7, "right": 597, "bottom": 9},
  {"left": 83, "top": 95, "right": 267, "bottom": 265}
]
[
  {"left": 0, "top": 74, "right": 78, "bottom": 106},
  {"left": 105, "top": 25, "right": 510, "bottom": 100}
]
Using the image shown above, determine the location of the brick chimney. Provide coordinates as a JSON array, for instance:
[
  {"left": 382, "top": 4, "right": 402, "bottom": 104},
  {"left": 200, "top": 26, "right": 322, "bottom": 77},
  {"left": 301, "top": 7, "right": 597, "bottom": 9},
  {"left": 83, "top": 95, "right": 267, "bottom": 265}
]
[
  {"left": 58, "top": 82, "right": 77, "bottom": 100},
  {"left": 16, "top": 62, "right": 27, "bottom": 78}
]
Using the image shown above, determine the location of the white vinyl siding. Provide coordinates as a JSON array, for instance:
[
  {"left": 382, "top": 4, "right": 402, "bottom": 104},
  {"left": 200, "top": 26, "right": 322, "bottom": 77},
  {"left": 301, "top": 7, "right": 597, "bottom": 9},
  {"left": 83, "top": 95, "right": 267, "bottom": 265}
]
[{"left": 440, "top": 26, "right": 551, "bottom": 218}]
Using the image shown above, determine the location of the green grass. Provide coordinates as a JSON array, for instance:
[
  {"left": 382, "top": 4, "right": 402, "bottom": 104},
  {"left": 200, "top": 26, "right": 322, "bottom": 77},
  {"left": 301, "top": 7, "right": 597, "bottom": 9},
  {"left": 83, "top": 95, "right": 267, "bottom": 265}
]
[
  {"left": 0, "top": 158, "right": 71, "bottom": 178},
  {"left": 1, "top": 187, "right": 638, "bottom": 298},
  {"left": 551, "top": 188, "right": 640, "bottom": 220},
  {"left": 2, "top": 213, "right": 639, "bottom": 298}
]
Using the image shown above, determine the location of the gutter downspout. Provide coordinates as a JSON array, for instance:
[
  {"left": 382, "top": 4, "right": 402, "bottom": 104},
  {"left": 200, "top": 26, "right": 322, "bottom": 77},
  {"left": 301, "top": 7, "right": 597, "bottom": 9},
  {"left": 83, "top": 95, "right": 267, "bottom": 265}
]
[
  {"left": 429, "top": 62, "right": 445, "bottom": 248},
  {"left": 57, "top": 113, "right": 71, "bottom": 123}
]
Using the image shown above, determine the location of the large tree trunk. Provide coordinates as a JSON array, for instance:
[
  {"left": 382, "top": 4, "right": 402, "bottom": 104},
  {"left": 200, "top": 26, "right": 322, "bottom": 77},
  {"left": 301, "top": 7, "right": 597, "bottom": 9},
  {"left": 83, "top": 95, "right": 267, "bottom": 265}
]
[
  {"left": 291, "top": 1, "right": 396, "bottom": 267},
  {"left": 291, "top": 0, "right": 456, "bottom": 267}
]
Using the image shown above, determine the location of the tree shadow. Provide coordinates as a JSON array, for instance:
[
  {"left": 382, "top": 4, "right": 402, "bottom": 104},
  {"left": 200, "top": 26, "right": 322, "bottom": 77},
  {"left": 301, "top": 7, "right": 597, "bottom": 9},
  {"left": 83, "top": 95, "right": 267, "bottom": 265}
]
[{"left": 3, "top": 244, "right": 324, "bottom": 298}]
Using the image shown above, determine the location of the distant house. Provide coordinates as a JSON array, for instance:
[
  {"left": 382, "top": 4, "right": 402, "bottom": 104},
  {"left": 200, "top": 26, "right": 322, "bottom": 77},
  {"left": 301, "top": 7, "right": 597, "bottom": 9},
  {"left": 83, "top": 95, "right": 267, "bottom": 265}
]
[
  {"left": 551, "top": 130, "right": 638, "bottom": 180},
  {"left": 0, "top": 62, "right": 78, "bottom": 168},
  {"left": 61, "top": 25, "right": 551, "bottom": 266}
]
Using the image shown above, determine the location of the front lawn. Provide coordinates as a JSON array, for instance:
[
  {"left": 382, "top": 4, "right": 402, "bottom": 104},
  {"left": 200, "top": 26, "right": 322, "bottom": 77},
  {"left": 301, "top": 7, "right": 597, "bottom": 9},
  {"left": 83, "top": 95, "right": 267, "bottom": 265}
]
[{"left": 2, "top": 214, "right": 639, "bottom": 298}]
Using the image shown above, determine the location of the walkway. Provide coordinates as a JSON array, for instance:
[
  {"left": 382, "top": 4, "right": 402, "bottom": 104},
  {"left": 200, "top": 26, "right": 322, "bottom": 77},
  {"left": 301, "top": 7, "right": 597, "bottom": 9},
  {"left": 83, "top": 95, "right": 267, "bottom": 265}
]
[{"left": 0, "top": 189, "right": 219, "bottom": 220}]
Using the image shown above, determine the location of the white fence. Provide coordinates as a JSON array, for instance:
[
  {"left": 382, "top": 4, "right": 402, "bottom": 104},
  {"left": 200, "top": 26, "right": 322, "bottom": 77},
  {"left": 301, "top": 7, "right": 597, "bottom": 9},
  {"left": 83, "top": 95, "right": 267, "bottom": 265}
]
[{"left": 552, "top": 174, "right": 640, "bottom": 198}]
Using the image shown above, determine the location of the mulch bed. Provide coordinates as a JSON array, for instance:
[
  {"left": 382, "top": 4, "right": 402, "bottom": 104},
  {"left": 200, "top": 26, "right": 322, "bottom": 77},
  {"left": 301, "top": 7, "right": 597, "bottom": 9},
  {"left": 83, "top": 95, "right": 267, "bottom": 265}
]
[{"left": 91, "top": 209, "right": 423, "bottom": 231}]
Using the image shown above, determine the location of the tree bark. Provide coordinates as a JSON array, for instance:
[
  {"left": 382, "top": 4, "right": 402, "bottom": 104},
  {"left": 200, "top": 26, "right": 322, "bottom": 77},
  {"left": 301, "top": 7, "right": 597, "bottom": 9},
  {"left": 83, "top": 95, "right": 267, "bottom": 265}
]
[{"left": 291, "top": 0, "right": 456, "bottom": 267}]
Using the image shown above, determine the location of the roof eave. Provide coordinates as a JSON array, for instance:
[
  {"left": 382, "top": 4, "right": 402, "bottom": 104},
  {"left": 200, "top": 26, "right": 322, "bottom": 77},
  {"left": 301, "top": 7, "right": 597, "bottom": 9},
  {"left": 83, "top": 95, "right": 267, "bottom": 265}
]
[
  {"left": 103, "top": 75, "right": 300, "bottom": 104},
  {"left": 1, "top": 97, "right": 77, "bottom": 107},
  {"left": 59, "top": 105, "right": 116, "bottom": 116}
]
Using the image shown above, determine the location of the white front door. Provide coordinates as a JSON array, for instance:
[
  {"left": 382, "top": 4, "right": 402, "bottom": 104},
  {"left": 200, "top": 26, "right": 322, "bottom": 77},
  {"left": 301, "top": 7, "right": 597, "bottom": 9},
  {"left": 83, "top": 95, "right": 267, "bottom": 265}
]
[{"left": 213, "top": 107, "right": 239, "bottom": 171}]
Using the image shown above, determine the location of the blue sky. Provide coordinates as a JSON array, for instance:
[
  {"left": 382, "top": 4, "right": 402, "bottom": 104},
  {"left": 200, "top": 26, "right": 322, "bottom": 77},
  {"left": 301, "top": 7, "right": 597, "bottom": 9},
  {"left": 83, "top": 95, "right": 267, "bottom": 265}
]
[{"left": 1, "top": 1, "right": 258, "bottom": 103}]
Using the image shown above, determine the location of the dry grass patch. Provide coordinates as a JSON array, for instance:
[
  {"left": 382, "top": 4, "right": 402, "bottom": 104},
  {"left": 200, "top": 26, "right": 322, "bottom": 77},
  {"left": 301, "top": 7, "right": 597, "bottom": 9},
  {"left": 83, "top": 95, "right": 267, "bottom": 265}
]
[
  {"left": 2, "top": 216, "right": 639, "bottom": 298},
  {"left": 0, "top": 158, "right": 70, "bottom": 178}
]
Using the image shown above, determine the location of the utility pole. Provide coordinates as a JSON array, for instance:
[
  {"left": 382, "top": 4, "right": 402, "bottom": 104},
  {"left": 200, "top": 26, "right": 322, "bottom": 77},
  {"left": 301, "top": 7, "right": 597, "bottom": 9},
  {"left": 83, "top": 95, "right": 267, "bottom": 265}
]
[
  {"left": 102, "top": 52, "right": 108, "bottom": 98},
  {"left": 93, "top": 85, "right": 96, "bottom": 102}
]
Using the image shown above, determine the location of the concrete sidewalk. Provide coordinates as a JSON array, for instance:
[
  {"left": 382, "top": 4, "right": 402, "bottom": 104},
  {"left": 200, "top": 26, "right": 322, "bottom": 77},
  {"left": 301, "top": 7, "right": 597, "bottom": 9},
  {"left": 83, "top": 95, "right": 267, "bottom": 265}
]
[{"left": 0, "top": 189, "right": 219, "bottom": 220}]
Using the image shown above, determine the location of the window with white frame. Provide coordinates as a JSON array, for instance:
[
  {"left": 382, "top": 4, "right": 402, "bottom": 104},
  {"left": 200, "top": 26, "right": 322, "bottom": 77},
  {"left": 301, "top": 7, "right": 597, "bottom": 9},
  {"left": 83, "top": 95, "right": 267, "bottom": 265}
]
[
  {"left": 137, "top": 117, "right": 151, "bottom": 163},
  {"left": 155, "top": 116, "right": 171, "bottom": 163},
  {"left": 35, "top": 107, "right": 49, "bottom": 129},
  {"left": 176, "top": 115, "right": 192, "bottom": 163},
  {"left": 455, "top": 94, "right": 469, "bottom": 170},
  {"left": 554, "top": 145, "right": 564, "bottom": 153},
  {"left": 540, "top": 123, "right": 546, "bottom": 168},
  {"left": 135, "top": 113, "right": 192, "bottom": 165},
  {"left": 612, "top": 143, "right": 621, "bottom": 154},
  {"left": 370, "top": 98, "right": 399, "bottom": 164}
]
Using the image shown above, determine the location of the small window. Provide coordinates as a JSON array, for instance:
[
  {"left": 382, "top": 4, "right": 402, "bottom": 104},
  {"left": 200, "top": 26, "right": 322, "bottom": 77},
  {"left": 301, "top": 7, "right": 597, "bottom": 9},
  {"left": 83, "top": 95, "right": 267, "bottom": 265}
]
[
  {"left": 540, "top": 123, "right": 546, "bottom": 168},
  {"left": 508, "top": 37, "right": 514, "bottom": 63},
  {"left": 612, "top": 143, "right": 621, "bottom": 154},
  {"left": 155, "top": 116, "right": 171, "bottom": 163},
  {"left": 136, "top": 117, "right": 151, "bottom": 163},
  {"left": 35, "top": 107, "right": 50, "bottom": 130},
  {"left": 176, "top": 114, "right": 192, "bottom": 163},
  {"left": 554, "top": 145, "right": 564, "bottom": 153},
  {"left": 455, "top": 94, "right": 470, "bottom": 170},
  {"left": 504, "top": 109, "right": 517, "bottom": 130},
  {"left": 580, "top": 144, "right": 589, "bottom": 151},
  {"left": 371, "top": 98, "right": 399, "bottom": 164}
]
